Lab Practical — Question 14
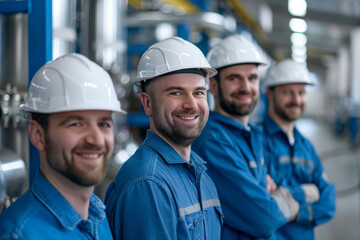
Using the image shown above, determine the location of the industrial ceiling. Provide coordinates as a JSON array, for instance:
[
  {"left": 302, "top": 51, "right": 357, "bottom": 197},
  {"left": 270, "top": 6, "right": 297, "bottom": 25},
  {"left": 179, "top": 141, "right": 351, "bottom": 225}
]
[{"left": 241, "top": 0, "right": 360, "bottom": 66}]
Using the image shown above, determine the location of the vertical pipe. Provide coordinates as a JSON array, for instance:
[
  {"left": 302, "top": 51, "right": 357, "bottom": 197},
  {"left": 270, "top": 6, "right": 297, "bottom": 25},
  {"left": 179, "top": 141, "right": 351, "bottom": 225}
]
[
  {"left": 338, "top": 46, "right": 349, "bottom": 97},
  {"left": 0, "top": 14, "right": 28, "bottom": 91},
  {"left": 81, "top": 0, "right": 126, "bottom": 72},
  {"left": 28, "top": 0, "right": 52, "bottom": 183},
  {"left": 350, "top": 27, "right": 360, "bottom": 144},
  {"left": 0, "top": 13, "right": 29, "bottom": 192},
  {"left": 350, "top": 27, "right": 360, "bottom": 105},
  {"left": 52, "top": 0, "right": 77, "bottom": 59}
]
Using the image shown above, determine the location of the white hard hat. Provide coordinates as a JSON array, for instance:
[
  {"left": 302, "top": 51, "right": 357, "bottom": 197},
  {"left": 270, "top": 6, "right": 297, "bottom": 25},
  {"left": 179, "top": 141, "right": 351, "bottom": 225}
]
[
  {"left": 207, "top": 34, "right": 267, "bottom": 69},
  {"left": 264, "top": 59, "right": 316, "bottom": 88},
  {"left": 20, "top": 53, "right": 126, "bottom": 119},
  {"left": 133, "top": 37, "right": 217, "bottom": 86}
]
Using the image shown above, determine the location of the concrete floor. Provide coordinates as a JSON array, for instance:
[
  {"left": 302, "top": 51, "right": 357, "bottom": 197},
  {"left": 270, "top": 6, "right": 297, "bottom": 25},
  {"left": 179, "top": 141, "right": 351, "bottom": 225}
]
[{"left": 296, "top": 118, "right": 360, "bottom": 240}]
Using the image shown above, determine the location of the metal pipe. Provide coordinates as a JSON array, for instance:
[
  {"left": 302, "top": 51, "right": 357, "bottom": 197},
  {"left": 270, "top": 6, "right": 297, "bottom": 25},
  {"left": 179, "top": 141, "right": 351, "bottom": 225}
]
[
  {"left": 0, "top": 148, "right": 26, "bottom": 203},
  {"left": 126, "top": 11, "right": 236, "bottom": 34}
]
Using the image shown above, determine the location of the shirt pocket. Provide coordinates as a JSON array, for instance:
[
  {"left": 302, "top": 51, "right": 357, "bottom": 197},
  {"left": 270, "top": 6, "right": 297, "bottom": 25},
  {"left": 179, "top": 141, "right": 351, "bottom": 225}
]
[
  {"left": 185, "top": 211, "right": 204, "bottom": 240},
  {"left": 203, "top": 205, "right": 223, "bottom": 239},
  {"left": 293, "top": 160, "right": 315, "bottom": 183}
]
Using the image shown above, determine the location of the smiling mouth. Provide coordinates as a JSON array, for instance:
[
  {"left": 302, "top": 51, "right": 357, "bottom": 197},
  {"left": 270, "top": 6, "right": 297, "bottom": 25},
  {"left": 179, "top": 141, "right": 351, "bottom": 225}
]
[
  {"left": 179, "top": 116, "right": 197, "bottom": 120},
  {"left": 77, "top": 153, "right": 103, "bottom": 159},
  {"left": 233, "top": 94, "right": 251, "bottom": 100},
  {"left": 287, "top": 105, "right": 301, "bottom": 109}
]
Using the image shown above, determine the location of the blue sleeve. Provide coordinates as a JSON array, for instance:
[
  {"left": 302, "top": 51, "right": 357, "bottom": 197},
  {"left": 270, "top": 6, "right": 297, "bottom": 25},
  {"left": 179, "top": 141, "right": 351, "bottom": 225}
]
[
  {"left": 296, "top": 147, "right": 336, "bottom": 227},
  {"left": 105, "top": 179, "right": 177, "bottom": 240},
  {"left": 264, "top": 149, "right": 306, "bottom": 204},
  {"left": 198, "top": 136, "right": 287, "bottom": 238}
]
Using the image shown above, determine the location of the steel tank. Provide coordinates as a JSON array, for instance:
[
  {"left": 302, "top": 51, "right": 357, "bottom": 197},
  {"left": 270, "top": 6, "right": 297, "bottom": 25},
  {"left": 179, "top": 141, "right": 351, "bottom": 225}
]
[{"left": 0, "top": 13, "right": 28, "bottom": 204}]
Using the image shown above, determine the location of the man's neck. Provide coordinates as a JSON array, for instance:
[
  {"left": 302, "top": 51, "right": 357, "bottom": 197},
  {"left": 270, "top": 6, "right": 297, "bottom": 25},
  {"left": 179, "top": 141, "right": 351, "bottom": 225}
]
[
  {"left": 172, "top": 144, "right": 192, "bottom": 162},
  {"left": 40, "top": 167, "right": 93, "bottom": 219},
  {"left": 216, "top": 107, "right": 250, "bottom": 127},
  {"left": 149, "top": 129, "right": 192, "bottom": 162},
  {"left": 268, "top": 111, "right": 295, "bottom": 138}
]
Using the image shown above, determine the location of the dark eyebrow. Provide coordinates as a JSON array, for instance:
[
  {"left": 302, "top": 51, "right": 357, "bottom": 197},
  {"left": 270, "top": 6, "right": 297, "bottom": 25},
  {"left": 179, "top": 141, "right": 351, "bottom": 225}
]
[
  {"left": 194, "top": 86, "right": 207, "bottom": 91},
  {"left": 101, "top": 117, "right": 114, "bottom": 123},
  {"left": 225, "top": 73, "right": 241, "bottom": 79},
  {"left": 164, "top": 86, "right": 185, "bottom": 92},
  {"left": 59, "top": 116, "right": 113, "bottom": 126},
  {"left": 59, "top": 116, "right": 84, "bottom": 126},
  {"left": 249, "top": 73, "right": 259, "bottom": 78},
  {"left": 225, "top": 73, "right": 259, "bottom": 79},
  {"left": 164, "top": 86, "right": 207, "bottom": 92}
]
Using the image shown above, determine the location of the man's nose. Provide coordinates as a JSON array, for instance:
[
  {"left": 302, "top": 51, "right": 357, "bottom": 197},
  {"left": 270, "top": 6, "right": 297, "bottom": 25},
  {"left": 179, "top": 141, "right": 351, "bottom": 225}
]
[
  {"left": 183, "top": 94, "right": 198, "bottom": 109},
  {"left": 84, "top": 124, "right": 104, "bottom": 146}
]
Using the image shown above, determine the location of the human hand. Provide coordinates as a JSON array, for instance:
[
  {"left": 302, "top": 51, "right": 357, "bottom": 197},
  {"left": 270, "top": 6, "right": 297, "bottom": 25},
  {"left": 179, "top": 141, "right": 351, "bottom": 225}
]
[{"left": 266, "top": 174, "right": 277, "bottom": 194}]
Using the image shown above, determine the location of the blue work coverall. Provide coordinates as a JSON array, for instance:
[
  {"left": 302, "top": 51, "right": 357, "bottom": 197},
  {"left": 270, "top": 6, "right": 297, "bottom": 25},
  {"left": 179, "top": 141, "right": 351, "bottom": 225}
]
[
  {"left": 0, "top": 170, "right": 112, "bottom": 240},
  {"left": 105, "top": 130, "right": 223, "bottom": 240},
  {"left": 262, "top": 115, "right": 336, "bottom": 240},
  {"left": 192, "top": 111, "right": 288, "bottom": 240}
]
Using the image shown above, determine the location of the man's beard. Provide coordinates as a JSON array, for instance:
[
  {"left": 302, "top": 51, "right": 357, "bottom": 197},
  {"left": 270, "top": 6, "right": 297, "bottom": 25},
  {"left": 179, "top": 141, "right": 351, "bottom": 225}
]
[
  {"left": 45, "top": 134, "right": 108, "bottom": 187},
  {"left": 273, "top": 95, "right": 303, "bottom": 122},
  {"left": 218, "top": 85, "right": 258, "bottom": 117},
  {"left": 153, "top": 110, "right": 208, "bottom": 148}
]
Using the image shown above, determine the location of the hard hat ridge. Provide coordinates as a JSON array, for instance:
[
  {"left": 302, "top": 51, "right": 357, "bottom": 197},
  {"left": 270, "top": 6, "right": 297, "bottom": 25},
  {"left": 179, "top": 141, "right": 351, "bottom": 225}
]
[
  {"left": 20, "top": 53, "right": 126, "bottom": 119},
  {"left": 133, "top": 37, "right": 217, "bottom": 86},
  {"left": 207, "top": 34, "right": 267, "bottom": 69},
  {"left": 263, "top": 59, "right": 316, "bottom": 88}
]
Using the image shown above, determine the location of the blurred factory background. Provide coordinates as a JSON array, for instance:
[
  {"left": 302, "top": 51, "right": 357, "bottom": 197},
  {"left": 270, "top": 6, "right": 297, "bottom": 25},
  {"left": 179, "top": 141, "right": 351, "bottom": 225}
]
[{"left": 0, "top": 0, "right": 359, "bottom": 239}]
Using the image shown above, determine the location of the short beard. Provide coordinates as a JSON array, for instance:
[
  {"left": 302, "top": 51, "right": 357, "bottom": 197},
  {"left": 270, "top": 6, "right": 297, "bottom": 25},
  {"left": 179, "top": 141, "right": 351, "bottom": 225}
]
[
  {"left": 273, "top": 95, "right": 302, "bottom": 122},
  {"left": 218, "top": 84, "right": 257, "bottom": 117},
  {"left": 154, "top": 110, "right": 206, "bottom": 148},
  {"left": 45, "top": 133, "right": 107, "bottom": 187}
]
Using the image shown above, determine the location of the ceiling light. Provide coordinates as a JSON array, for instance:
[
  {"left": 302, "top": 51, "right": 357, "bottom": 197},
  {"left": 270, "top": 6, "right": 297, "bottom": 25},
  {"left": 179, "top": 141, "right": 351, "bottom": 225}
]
[
  {"left": 291, "top": 33, "right": 307, "bottom": 46},
  {"left": 155, "top": 23, "right": 175, "bottom": 41},
  {"left": 288, "top": 0, "right": 307, "bottom": 17},
  {"left": 289, "top": 18, "right": 307, "bottom": 33},
  {"left": 292, "top": 53, "right": 307, "bottom": 63},
  {"left": 292, "top": 45, "right": 307, "bottom": 55}
]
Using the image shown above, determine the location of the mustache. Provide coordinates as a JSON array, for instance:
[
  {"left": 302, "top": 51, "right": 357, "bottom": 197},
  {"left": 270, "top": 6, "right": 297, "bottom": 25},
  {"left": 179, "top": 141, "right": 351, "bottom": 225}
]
[
  {"left": 285, "top": 104, "right": 301, "bottom": 108},
  {"left": 174, "top": 110, "right": 201, "bottom": 115},
  {"left": 73, "top": 144, "right": 107, "bottom": 152},
  {"left": 232, "top": 90, "right": 252, "bottom": 96}
]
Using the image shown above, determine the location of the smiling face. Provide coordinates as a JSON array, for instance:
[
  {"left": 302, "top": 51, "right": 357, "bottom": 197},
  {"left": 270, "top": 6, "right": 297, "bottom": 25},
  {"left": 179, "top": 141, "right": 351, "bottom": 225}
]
[
  {"left": 210, "top": 64, "right": 260, "bottom": 123},
  {"left": 268, "top": 83, "right": 306, "bottom": 122},
  {"left": 38, "top": 110, "right": 114, "bottom": 187},
  {"left": 141, "top": 73, "right": 209, "bottom": 147}
]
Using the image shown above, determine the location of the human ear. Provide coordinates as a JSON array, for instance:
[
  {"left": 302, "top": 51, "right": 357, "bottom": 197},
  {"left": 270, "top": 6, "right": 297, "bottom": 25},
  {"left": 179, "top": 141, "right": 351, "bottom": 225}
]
[
  {"left": 140, "top": 92, "right": 153, "bottom": 117},
  {"left": 28, "top": 121, "right": 46, "bottom": 152},
  {"left": 209, "top": 77, "right": 219, "bottom": 97},
  {"left": 266, "top": 89, "right": 273, "bottom": 101}
]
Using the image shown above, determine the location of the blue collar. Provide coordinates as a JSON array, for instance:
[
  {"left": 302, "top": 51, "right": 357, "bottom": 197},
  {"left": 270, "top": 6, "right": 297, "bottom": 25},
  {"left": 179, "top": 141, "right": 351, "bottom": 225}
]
[
  {"left": 263, "top": 115, "right": 305, "bottom": 141},
  {"left": 144, "top": 130, "right": 206, "bottom": 166},
  {"left": 31, "top": 170, "right": 106, "bottom": 230},
  {"left": 209, "top": 111, "right": 262, "bottom": 133}
]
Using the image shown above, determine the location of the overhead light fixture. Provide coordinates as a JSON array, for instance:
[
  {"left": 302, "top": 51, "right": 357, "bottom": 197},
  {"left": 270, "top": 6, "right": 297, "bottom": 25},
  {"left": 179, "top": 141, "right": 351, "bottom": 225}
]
[
  {"left": 291, "top": 32, "right": 307, "bottom": 46},
  {"left": 292, "top": 53, "right": 307, "bottom": 63},
  {"left": 100, "top": 0, "right": 118, "bottom": 69},
  {"left": 155, "top": 23, "right": 175, "bottom": 41},
  {"left": 292, "top": 45, "right": 307, "bottom": 55},
  {"left": 288, "top": 0, "right": 307, "bottom": 17},
  {"left": 292, "top": 47, "right": 307, "bottom": 59},
  {"left": 289, "top": 18, "right": 307, "bottom": 33}
]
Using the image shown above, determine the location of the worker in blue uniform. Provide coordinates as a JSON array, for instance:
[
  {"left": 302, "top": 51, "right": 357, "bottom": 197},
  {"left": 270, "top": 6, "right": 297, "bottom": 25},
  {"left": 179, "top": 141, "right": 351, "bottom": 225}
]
[
  {"left": 105, "top": 37, "right": 223, "bottom": 240},
  {"left": 262, "top": 59, "right": 336, "bottom": 240},
  {"left": 192, "top": 34, "right": 300, "bottom": 239},
  {"left": 0, "top": 53, "right": 126, "bottom": 239}
]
